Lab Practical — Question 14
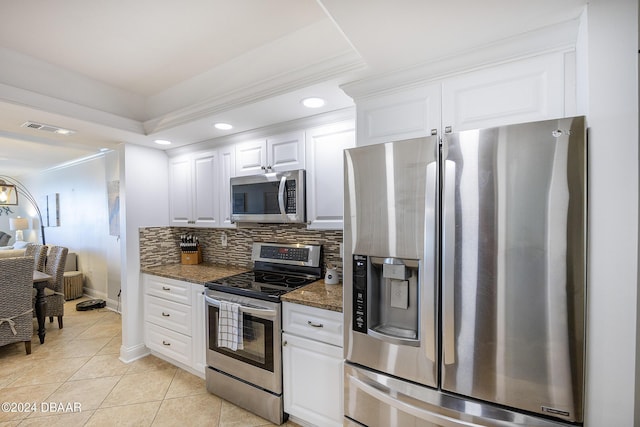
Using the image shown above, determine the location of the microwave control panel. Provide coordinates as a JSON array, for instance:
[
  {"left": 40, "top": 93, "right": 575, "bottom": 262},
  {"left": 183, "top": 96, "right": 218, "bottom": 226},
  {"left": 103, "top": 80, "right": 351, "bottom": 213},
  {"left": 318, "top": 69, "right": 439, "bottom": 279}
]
[
  {"left": 285, "top": 180, "right": 296, "bottom": 214},
  {"left": 353, "top": 255, "right": 368, "bottom": 333}
]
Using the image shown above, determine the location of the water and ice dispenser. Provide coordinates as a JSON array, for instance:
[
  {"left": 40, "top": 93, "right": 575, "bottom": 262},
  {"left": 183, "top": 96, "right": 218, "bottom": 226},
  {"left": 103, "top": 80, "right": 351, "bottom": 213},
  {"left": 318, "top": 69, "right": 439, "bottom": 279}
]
[{"left": 352, "top": 255, "right": 420, "bottom": 345}]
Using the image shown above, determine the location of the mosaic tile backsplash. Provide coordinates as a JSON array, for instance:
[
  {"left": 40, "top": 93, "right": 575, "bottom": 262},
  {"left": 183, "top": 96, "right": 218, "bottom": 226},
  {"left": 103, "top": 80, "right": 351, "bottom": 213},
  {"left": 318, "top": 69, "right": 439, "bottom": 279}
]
[{"left": 139, "top": 224, "right": 343, "bottom": 275}]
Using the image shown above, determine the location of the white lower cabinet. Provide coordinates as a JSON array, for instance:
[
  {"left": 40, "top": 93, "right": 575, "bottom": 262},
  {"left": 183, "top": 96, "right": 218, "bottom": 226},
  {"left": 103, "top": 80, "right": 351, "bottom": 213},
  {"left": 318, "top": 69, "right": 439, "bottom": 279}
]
[
  {"left": 282, "top": 302, "right": 343, "bottom": 427},
  {"left": 143, "top": 274, "right": 205, "bottom": 378}
]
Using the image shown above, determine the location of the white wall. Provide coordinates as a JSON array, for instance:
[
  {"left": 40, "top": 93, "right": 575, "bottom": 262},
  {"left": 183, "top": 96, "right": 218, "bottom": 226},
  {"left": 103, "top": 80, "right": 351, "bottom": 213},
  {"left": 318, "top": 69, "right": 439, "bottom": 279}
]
[
  {"left": 21, "top": 155, "right": 119, "bottom": 304},
  {"left": 584, "top": 0, "right": 639, "bottom": 425},
  {"left": 118, "top": 143, "right": 169, "bottom": 363}
]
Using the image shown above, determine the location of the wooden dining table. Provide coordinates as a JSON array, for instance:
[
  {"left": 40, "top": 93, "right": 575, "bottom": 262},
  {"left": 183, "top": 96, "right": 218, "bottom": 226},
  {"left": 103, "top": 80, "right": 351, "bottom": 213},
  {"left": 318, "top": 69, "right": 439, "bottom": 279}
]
[{"left": 33, "top": 270, "right": 52, "bottom": 344}]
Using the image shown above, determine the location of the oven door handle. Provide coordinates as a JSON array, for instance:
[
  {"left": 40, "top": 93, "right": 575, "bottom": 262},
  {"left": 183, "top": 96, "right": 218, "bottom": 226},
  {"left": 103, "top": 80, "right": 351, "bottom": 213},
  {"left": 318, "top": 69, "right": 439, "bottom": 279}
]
[{"left": 204, "top": 295, "right": 278, "bottom": 318}]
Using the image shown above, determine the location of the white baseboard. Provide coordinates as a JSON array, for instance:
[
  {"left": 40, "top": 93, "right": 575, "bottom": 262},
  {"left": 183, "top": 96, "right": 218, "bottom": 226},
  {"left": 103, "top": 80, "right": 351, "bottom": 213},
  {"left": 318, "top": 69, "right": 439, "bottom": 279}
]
[
  {"left": 71, "top": 289, "right": 120, "bottom": 313},
  {"left": 120, "top": 343, "right": 149, "bottom": 364}
]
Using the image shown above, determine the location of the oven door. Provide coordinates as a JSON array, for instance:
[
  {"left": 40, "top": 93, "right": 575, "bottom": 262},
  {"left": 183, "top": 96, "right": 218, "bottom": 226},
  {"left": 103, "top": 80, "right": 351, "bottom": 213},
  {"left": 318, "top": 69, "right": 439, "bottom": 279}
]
[{"left": 204, "top": 290, "right": 282, "bottom": 393}]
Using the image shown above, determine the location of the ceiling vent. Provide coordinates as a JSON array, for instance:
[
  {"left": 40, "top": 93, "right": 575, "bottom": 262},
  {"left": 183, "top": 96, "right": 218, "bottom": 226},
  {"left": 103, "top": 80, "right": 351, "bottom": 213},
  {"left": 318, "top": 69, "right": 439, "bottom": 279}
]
[{"left": 21, "top": 121, "right": 75, "bottom": 135}]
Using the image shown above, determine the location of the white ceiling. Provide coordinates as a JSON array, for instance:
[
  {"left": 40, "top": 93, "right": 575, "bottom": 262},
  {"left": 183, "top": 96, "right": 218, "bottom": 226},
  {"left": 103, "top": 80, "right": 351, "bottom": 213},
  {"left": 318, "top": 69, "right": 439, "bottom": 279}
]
[{"left": 0, "top": 0, "right": 587, "bottom": 177}]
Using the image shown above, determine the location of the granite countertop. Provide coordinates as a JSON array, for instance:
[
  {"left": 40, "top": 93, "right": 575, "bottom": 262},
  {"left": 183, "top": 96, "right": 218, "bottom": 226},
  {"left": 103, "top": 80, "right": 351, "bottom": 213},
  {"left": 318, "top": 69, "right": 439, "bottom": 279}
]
[
  {"left": 281, "top": 280, "right": 343, "bottom": 313},
  {"left": 141, "top": 263, "right": 249, "bottom": 285},
  {"left": 142, "top": 263, "right": 343, "bottom": 312}
]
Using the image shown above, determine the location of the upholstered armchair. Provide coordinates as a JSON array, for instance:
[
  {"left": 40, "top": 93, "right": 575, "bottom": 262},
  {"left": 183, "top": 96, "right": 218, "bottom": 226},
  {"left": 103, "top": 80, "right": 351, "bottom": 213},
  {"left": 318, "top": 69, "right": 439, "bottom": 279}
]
[
  {"left": 0, "top": 256, "right": 34, "bottom": 354},
  {"left": 24, "top": 243, "right": 48, "bottom": 272},
  {"left": 38, "top": 246, "right": 68, "bottom": 329}
]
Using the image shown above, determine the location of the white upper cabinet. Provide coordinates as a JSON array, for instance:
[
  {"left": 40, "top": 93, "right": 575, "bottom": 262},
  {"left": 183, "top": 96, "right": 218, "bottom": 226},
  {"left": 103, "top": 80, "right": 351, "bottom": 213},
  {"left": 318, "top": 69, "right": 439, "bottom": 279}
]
[
  {"left": 169, "top": 157, "right": 193, "bottom": 226},
  {"left": 305, "top": 120, "right": 355, "bottom": 230},
  {"left": 351, "top": 51, "right": 572, "bottom": 145},
  {"left": 218, "top": 145, "right": 236, "bottom": 228},
  {"left": 235, "top": 131, "right": 305, "bottom": 176},
  {"left": 441, "top": 52, "right": 565, "bottom": 133},
  {"left": 357, "top": 84, "right": 442, "bottom": 146},
  {"left": 169, "top": 150, "right": 219, "bottom": 227},
  {"left": 192, "top": 151, "right": 219, "bottom": 227}
]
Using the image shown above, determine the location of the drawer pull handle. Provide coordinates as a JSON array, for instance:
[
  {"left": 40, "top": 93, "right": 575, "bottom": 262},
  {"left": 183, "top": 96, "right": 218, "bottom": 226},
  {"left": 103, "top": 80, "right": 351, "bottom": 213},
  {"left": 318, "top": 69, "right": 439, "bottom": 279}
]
[
  {"left": 162, "top": 340, "right": 171, "bottom": 346},
  {"left": 162, "top": 287, "right": 171, "bottom": 291},
  {"left": 307, "top": 320, "right": 324, "bottom": 328},
  {"left": 162, "top": 312, "right": 170, "bottom": 317}
]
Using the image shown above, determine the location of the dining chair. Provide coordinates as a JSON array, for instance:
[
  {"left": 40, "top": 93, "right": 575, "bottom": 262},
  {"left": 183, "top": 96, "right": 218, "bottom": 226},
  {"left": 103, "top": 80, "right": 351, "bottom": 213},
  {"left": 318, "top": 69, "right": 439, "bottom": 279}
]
[
  {"left": 0, "top": 256, "right": 34, "bottom": 355},
  {"left": 24, "top": 243, "right": 48, "bottom": 272},
  {"left": 36, "top": 245, "right": 68, "bottom": 329}
]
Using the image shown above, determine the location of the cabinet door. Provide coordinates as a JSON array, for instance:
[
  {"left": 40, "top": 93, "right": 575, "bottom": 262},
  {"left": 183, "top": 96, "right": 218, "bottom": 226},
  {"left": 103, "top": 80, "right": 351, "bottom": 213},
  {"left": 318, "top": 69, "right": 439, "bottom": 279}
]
[
  {"left": 357, "top": 83, "right": 441, "bottom": 146},
  {"left": 218, "top": 145, "right": 236, "bottom": 228},
  {"left": 169, "top": 157, "right": 193, "bottom": 226},
  {"left": 282, "top": 333, "right": 343, "bottom": 427},
  {"left": 192, "top": 151, "right": 219, "bottom": 227},
  {"left": 267, "top": 131, "right": 305, "bottom": 171},
  {"left": 191, "top": 284, "right": 206, "bottom": 378},
  {"left": 235, "top": 139, "right": 267, "bottom": 176},
  {"left": 441, "top": 52, "right": 565, "bottom": 133},
  {"left": 305, "top": 121, "right": 355, "bottom": 230}
]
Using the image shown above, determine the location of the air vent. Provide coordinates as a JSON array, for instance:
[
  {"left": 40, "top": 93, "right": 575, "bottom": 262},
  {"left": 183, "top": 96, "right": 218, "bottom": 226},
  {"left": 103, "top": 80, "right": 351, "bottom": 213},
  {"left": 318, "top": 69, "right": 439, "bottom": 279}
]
[{"left": 21, "top": 121, "right": 75, "bottom": 135}]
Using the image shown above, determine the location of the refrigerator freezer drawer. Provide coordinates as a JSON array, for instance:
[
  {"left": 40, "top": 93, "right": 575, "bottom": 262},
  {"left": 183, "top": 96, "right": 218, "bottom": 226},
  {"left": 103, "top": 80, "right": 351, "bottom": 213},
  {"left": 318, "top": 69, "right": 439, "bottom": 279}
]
[{"left": 344, "top": 364, "right": 575, "bottom": 427}]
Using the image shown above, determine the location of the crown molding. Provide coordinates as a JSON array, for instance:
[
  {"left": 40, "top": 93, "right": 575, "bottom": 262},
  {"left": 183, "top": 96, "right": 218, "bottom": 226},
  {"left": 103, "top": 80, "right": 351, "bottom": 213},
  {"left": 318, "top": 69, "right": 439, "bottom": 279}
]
[
  {"left": 341, "top": 18, "right": 581, "bottom": 100},
  {"left": 0, "top": 83, "right": 145, "bottom": 135},
  {"left": 142, "top": 50, "right": 366, "bottom": 135}
]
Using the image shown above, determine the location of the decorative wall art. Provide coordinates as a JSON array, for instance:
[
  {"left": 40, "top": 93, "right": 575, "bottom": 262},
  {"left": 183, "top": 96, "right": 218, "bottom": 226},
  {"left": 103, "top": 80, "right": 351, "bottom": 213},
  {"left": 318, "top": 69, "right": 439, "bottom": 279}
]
[
  {"left": 40, "top": 193, "right": 60, "bottom": 227},
  {"left": 107, "top": 180, "right": 120, "bottom": 236}
]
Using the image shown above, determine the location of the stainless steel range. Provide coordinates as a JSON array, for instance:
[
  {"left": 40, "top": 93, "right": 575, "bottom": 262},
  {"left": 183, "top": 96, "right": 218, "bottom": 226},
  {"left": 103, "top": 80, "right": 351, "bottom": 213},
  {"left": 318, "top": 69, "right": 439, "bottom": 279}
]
[{"left": 204, "top": 242, "right": 322, "bottom": 425}]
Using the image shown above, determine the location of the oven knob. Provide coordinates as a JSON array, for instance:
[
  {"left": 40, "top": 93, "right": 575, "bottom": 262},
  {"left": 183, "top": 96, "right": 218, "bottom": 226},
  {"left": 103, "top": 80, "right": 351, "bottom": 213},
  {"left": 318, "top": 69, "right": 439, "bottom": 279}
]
[{"left": 283, "top": 341, "right": 288, "bottom": 346}]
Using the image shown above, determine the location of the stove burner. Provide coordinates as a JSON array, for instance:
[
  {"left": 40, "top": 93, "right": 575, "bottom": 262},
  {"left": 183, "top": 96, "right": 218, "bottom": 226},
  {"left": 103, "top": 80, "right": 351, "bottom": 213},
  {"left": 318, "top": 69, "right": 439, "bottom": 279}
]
[
  {"left": 284, "top": 276, "right": 307, "bottom": 285},
  {"left": 206, "top": 242, "right": 323, "bottom": 302},
  {"left": 259, "top": 273, "right": 287, "bottom": 283},
  {"left": 207, "top": 269, "right": 320, "bottom": 301}
]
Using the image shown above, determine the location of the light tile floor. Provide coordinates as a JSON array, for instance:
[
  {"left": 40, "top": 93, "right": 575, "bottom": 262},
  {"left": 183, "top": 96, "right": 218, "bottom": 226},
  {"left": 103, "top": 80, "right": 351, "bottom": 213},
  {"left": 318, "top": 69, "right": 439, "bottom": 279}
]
[{"left": 0, "top": 298, "right": 300, "bottom": 427}]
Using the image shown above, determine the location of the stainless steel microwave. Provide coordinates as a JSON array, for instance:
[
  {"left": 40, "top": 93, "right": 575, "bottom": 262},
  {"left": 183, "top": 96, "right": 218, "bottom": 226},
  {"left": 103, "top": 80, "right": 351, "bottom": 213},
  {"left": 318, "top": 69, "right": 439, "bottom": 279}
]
[{"left": 230, "top": 169, "right": 306, "bottom": 223}]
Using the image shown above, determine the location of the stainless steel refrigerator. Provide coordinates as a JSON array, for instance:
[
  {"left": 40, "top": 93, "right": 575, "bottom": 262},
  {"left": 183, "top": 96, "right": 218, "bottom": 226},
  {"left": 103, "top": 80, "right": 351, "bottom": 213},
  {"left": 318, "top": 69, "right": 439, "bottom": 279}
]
[{"left": 343, "top": 116, "right": 586, "bottom": 426}]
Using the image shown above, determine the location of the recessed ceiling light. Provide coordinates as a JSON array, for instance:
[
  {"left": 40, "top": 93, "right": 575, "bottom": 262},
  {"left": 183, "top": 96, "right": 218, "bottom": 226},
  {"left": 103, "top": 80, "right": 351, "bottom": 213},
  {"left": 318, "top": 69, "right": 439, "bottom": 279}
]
[
  {"left": 214, "top": 123, "right": 233, "bottom": 130},
  {"left": 301, "top": 97, "right": 325, "bottom": 108},
  {"left": 154, "top": 139, "right": 172, "bottom": 145}
]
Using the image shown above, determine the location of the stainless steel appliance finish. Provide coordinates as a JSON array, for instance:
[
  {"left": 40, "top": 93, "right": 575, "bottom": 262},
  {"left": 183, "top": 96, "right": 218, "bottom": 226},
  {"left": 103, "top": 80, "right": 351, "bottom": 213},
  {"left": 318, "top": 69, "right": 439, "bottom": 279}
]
[
  {"left": 230, "top": 169, "right": 305, "bottom": 223},
  {"left": 344, "top": 136, "right": 439, "bottom": 388},
  {"left": 344, "top": 364, "right": 575, "bottom": 427},
  {"left": 205, "top": 291, "right": 281, "bottom": 392},
  {"left": 205, "top": 242, "right": 322, "bottom": 425},
  {"left": 343, "top": 116, "right": 587, "bottom": 426}
]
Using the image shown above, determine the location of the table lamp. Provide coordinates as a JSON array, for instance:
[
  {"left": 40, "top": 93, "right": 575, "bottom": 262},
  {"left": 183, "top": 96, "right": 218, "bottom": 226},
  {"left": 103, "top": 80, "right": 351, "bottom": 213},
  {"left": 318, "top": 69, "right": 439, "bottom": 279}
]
[{"left": 9, "top": 217, "right": 29, "bottom": 241}]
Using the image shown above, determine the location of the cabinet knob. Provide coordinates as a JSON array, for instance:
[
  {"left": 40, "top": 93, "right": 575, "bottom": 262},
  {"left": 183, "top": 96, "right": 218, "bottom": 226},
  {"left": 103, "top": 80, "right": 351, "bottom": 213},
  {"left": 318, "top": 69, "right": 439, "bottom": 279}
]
[
  {"left": 445, "top": 126, "right": 453, "bottom": 134},
  {"left": 162, "top": 287, "right": 171, "bottom": 291},
  {"left": 162, "top": 312, "right": 170, "bottom": 317},
  {"left": 283, "top": 340, "right": 287, "bottom": 346},
  {"left": 162, "top": 340, "right": 171, "bottom": 346}
]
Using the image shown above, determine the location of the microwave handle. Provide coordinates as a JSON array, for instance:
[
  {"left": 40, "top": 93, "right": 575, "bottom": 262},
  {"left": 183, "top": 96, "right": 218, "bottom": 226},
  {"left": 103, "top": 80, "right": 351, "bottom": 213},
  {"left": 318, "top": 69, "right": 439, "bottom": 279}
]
[{"left": 277, "top": 176, "right": 287, "bottom": 216}]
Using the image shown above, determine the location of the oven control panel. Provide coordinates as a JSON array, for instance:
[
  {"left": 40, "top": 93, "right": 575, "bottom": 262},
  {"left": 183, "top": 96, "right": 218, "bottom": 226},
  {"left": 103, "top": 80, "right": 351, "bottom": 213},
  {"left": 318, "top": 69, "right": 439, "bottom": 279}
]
[
  {"left": 251, "top": 242, "right": 322, "bottom": 267},
  {"left": 260, "top": 245, "right": 308, "bottom": 262}
]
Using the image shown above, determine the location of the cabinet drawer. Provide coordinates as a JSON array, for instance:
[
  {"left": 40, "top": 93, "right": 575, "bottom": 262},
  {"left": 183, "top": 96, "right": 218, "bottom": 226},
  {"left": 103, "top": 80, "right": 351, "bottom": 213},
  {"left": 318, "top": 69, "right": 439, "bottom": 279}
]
[
  {"left": 145, "top": 295, "right": 191, "bottom": 335},
  {"left": 144, "top": 275, "right": 191, "bottom": 305},
  {"left": 145, "top": 322, "right": 192, "bottom": 366},
  {"left": 283, "top": 302, "right": 343, "bottom": 347}
]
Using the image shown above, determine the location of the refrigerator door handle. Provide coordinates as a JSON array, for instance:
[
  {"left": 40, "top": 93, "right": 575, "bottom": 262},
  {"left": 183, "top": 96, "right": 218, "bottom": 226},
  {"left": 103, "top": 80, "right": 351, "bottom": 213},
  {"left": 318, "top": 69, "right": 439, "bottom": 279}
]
[
  {"left": 424, "top": 160, "right": 438, "bottom": 362},
  {"left": 349, "top": 374, "right": 481, "bottom": 427},
  {"left": 442, "top": 159, "right": 456, "bottom": 365}
]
